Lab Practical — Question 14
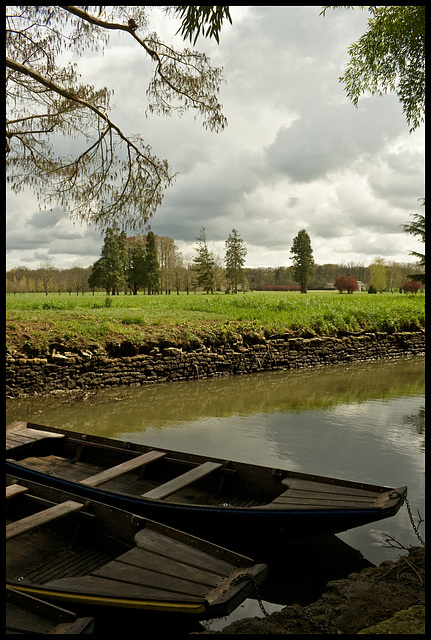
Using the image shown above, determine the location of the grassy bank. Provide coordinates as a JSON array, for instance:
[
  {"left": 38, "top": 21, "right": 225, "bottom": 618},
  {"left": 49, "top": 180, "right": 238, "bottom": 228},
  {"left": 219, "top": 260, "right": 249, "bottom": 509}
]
[{"left": 6, "top": 290, "right": 425, "bottom": 355}]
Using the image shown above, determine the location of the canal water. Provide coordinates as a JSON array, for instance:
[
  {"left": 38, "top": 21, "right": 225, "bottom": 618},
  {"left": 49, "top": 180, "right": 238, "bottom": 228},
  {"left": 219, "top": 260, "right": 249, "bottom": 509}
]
[{"left": 6, "top": 356, "right": 425, "bottom": 631}]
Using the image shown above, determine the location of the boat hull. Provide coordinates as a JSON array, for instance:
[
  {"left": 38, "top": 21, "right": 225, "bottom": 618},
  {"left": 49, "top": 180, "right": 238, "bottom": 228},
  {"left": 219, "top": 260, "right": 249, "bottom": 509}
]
[
  {"left": 6, "top": 422, "right": 407, "bottom": 553},
  {"left": 6, "top": 587, "right": 95, "bottom": 634},
  {"left": 6, "top": 473, "right": 267, "bottom": 619}
]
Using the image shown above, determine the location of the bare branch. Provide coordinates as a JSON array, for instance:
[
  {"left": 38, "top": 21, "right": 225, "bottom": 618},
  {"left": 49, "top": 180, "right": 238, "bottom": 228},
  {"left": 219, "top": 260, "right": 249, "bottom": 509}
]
[
  {"left": 6, "top": 6, "right": 227, "bottom": 230},
  {"left": 6, "top": 57, "right": 157, "bottom": 167}
]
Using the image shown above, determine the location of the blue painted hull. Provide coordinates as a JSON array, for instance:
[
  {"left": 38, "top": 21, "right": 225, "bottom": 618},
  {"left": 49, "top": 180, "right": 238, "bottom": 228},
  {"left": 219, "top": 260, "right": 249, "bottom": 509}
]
[
  {"left": 5, "top": 459, "right": 400, "bottom": 552},
  {"left": 6, "top": 422, "right": 406, "bottom": 554}
]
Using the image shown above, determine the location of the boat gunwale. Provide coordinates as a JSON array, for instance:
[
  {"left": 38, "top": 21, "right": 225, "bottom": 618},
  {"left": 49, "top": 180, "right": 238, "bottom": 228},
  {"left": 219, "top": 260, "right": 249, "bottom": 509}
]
[
  {"left": 6, "top": 584, "right": 208, "bottom": 613},
  {"left": 9, "top": 421, "right": 399, "bottom": 495},
  {"left": 6, "top": 460, "right": 405, "bottom": 519}
]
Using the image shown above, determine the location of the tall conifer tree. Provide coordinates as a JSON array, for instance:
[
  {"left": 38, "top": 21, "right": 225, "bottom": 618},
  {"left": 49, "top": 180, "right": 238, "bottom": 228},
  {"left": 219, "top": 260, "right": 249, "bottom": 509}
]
[
  {"left": 224, "top": 229, "right": 247, "bottom": 293},
  {"left": 290, "top": 229, "right": 314, "bottom": 294},
  {"left": 193, "top": 228, "right": 216, "bottom": 294}
]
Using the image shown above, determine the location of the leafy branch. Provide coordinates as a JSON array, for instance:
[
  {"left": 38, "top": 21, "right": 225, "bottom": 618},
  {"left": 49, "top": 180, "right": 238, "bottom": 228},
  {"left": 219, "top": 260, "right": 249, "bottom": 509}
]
[{"left": 6, "top": 6, "right": 228, "bottom": 230}]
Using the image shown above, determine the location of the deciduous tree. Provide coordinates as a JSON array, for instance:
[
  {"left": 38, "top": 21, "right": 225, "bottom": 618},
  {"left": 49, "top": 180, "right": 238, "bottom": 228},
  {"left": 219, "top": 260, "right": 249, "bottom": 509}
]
[
  {"left": 158, "top": 236, "right": 182, "bottom": 295},
  {"left": 402, "top": 280, "right": 423, "bottom": 294},
  {"left": 144, "top": 231, "right": 160, "bottom": 295},
  {"left": 334, "top": 275, "right": 359, "bottom": 294},
  {"left": 38, "top": 261, "right": 56, "bottom": 296},
  {"left": 369, "top": 257, "right": 387, "bottom": 293}
]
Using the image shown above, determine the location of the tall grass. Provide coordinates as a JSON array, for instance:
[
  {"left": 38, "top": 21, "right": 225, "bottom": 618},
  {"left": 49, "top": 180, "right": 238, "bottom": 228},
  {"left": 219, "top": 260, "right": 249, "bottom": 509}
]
[{"left": 6, "top": 291, "right": 424, "bottom": 351}]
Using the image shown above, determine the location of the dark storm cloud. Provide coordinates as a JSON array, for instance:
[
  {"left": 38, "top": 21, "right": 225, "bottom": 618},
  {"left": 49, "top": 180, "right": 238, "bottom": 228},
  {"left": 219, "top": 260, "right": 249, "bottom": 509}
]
[
  {"left": 263, "top": 97, "right": 406, "bottom": 183},
  {"left": 28, "top": 208, "right": 66, "bottom": 229}
]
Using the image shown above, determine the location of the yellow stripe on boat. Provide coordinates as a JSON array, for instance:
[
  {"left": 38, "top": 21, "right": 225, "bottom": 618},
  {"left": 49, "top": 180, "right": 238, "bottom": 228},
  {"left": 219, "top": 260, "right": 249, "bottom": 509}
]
[{"left": 8, "top": 584, "right": 206, "bottom": 613}]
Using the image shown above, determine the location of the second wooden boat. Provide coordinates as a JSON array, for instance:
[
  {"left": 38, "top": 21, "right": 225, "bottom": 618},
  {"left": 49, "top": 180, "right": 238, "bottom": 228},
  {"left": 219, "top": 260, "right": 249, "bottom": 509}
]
[
  {"left": 6, "top": 587, "right": 94, "bottom": 634},
  {"left": 6, "top": 472, "right": 266, "bottom": 620},
  {"left": 6, "top": 421, "right": 407, "bottom": 551}
]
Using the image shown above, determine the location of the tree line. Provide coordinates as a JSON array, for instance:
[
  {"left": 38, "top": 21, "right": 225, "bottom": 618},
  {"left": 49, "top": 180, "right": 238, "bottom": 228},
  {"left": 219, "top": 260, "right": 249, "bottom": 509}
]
[
  {"left": 6, "top": 227, "right": 248, "bottom": 296},
  {"left": 6, "top": 226, "right": 423, "bottom": 295},
  {"left": 245, "top": 260, "right": 422, "bottom": 293},
  {"left": 85, "top": 226, "right": 249, "bottom": 295}
]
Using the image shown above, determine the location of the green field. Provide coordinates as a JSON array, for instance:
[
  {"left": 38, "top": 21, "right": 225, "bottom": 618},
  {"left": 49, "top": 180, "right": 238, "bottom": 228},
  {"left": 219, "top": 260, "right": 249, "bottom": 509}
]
[{"left": 6, "top": 290, "right": 425, "bottom": 354}]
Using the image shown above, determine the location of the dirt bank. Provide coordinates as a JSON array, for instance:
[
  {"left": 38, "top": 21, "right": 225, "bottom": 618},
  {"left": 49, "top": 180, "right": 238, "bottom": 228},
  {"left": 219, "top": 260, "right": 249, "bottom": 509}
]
[{"left": 194, "top": 546, "right": 425, "bottom": 634}]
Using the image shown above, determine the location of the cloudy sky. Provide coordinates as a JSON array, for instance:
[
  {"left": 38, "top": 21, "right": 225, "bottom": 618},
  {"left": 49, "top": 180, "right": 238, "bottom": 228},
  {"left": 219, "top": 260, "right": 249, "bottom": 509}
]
[{"left": 6, "top": 6, "right": 425, "bottom": 271}]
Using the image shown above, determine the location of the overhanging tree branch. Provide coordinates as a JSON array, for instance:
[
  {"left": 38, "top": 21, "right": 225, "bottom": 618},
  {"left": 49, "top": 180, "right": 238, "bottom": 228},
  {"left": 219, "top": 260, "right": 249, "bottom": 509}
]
[
  {"left": 6, "top": 6, "right": 228, "bottom": 230},
  {"left": 6, "top": 57, "right": 158, "bottom": 169},
  {"left": 322, "top": 6, "right": 425, "bottom": 133}
]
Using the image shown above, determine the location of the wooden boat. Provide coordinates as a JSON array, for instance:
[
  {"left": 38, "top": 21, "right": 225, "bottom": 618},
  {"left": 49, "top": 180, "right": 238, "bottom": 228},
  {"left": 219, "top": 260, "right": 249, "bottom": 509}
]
[
  {"left": 6, "top": 421, "right": 407, "bottom": 551},
  {"left": 6, "top": 587, "right": 94, "bottom": 634},
  {"left": 6, "top": 471, "right": 267, "bottom": 620}
]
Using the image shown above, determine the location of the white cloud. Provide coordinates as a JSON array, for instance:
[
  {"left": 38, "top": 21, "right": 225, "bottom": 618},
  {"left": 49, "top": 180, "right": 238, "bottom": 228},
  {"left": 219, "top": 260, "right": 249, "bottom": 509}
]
[{"left": 6, "top": 6, "right": 424, "bottom": 270}]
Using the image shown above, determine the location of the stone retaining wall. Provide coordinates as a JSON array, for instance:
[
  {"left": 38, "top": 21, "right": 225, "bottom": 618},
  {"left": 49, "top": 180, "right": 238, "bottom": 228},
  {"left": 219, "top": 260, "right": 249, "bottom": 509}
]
[{"left": 6, "top": 330, "right": 425, "bottom": 398}]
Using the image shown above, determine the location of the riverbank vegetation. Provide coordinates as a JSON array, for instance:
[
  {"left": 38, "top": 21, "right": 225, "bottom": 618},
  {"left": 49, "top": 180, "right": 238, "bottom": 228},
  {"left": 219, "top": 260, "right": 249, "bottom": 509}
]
[{"left": 6, "top": 290, "right": 425, "bottom": 356}]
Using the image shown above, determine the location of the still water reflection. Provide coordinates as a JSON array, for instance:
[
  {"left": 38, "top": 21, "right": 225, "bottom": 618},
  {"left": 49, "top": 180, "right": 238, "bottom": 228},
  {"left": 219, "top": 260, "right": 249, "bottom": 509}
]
[
  {"left": 6, "top": 356, "right": 425, "bottom": 630},
  {"left": 6, "top": 356, "right": 425, "bottom": 563}
]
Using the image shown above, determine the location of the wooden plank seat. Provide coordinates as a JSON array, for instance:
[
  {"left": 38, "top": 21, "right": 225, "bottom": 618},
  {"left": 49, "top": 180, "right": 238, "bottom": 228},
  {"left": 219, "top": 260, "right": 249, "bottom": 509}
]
[
  {"left": 6, "top": 422, "right": 65, "bottom": 452},
  {"left": 79, "top": 450, "right": 166, "bottom": 488},
  {"left": 6, "top": 501, "right": 83, "bottom": 541},
  {"left": 6, "top": 484, "right": 29, "bottom": 500},
  {"left": 142, "top": 461, "right": 223, "bottom": 500}
]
